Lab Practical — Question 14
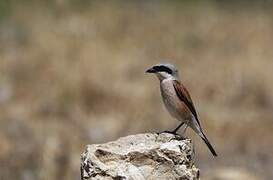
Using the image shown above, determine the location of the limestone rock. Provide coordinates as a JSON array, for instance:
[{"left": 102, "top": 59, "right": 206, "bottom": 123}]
[{"left": 81, "top": 133, "right": 199, "bottom": 180}]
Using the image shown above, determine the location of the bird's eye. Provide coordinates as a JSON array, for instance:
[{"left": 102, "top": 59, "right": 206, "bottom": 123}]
[{"left": 159, "top": 66, "right": 172, "bottom": 74}]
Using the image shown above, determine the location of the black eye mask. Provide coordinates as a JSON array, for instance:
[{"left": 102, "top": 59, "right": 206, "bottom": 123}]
[{"left": 153, "top": 65, "right": 173, "bottom": 74}]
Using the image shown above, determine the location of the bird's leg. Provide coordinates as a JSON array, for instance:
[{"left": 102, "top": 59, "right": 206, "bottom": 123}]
[
  {"left": 159, "top": 122, "right": 184, "bottom": 135},
  {"left": 172, "top": 122, "right": 184, "bottom": 134}
]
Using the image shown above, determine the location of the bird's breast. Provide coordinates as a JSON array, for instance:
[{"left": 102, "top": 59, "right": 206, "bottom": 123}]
[{"left": 160, "top": 80, "right": 190, "bottom": 121}]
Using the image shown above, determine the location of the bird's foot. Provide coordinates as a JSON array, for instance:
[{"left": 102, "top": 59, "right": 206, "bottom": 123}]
[
  {"left": 156, "top": 131, "right": 186, "bottom": 140},
  {"left": 158, "top": 130, "right": 179, "bottom": 135}
]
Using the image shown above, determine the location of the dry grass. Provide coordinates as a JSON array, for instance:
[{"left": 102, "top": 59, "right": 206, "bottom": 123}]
[{"left": 0, "top": 1, "right": 273, "bottom": 179}]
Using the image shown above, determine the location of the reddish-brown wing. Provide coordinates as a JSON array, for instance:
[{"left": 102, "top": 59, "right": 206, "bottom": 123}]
[{"left": 173, "top": 80, "right": 201, "bottom": 127}]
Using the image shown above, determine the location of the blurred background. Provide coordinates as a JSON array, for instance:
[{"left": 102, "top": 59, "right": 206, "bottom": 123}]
[{"left": 0, "top": 0, "right": 273, "bottom": 179}]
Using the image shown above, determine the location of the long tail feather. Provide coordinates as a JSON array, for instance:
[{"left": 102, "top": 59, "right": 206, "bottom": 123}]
[{"left": 200, "top": 132, "right": 217, "bottom": 156}]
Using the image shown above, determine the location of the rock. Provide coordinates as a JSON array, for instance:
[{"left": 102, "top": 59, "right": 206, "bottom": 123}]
[{"left": 80, "top": 133, "right": 199, "bottom": 180}]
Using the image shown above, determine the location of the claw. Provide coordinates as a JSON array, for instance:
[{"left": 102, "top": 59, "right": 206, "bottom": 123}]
[
  {"left": 159, "top": 130, "right": 179, "bottom": 135},
  {"left": 156, "top": 131, "right": 186, "bottom": 140}
]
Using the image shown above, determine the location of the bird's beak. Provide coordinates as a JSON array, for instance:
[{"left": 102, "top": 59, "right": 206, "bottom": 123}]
[{"left": 145, "top": 67, "right": 156, "bottom": 73}]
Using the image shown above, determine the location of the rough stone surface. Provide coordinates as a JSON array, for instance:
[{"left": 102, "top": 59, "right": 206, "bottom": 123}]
[{"left": 81, "top": 133, "right": 199, "bottom": 180}]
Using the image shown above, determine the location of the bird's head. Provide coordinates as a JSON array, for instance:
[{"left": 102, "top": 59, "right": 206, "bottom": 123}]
[{"left": 146, "top": 63, "right": 179, "bottom": 81}]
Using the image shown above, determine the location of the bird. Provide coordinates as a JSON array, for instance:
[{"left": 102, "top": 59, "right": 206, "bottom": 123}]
[{"left": 146, "top": 63, "right": 217, "bottom": 156}]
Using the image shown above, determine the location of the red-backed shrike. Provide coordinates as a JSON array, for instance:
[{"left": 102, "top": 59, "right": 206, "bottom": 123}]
[{"left": 146, "top": 63, "right": 217, "bottom": 156}]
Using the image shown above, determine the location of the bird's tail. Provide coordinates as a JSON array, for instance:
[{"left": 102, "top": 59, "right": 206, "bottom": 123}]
[{"left": 200, "top": 131, "right": 217, "bottom": 157}]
